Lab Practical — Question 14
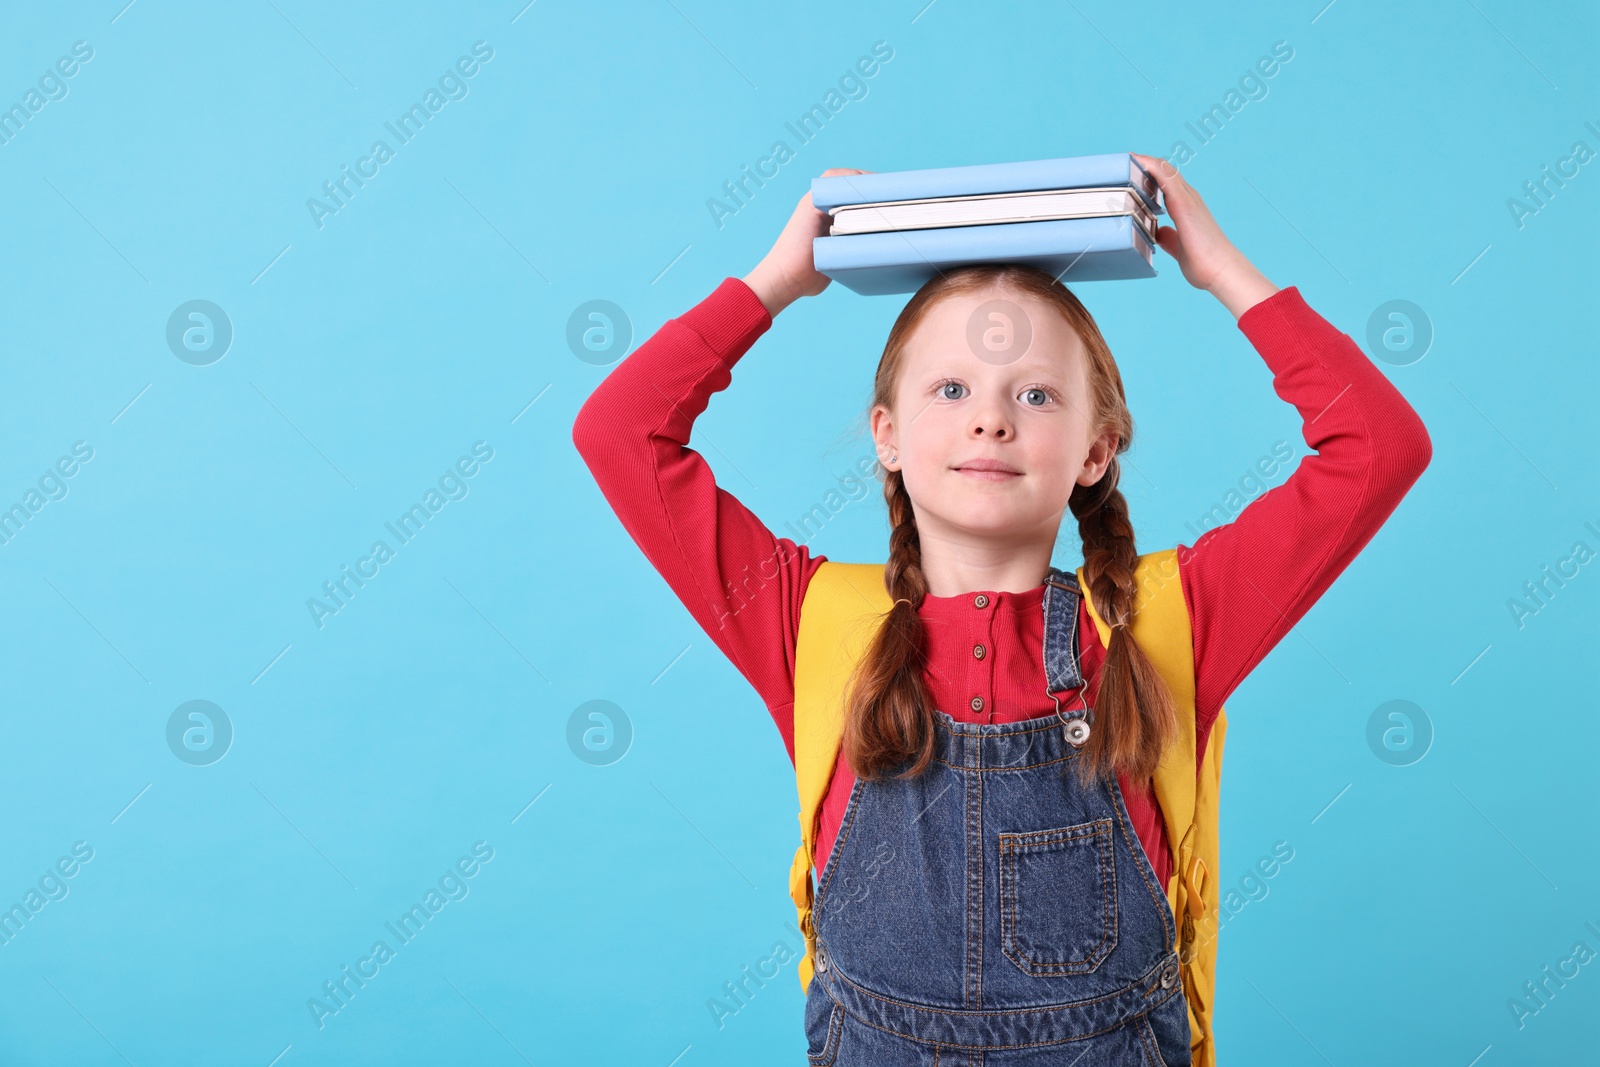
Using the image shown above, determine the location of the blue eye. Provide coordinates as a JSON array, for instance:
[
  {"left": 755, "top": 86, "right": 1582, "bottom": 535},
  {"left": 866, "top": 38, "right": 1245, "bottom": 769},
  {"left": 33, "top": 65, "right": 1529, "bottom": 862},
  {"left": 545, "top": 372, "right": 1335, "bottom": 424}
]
[{"left": 934, "top": 380, "right": 1056, "bottom": 405}]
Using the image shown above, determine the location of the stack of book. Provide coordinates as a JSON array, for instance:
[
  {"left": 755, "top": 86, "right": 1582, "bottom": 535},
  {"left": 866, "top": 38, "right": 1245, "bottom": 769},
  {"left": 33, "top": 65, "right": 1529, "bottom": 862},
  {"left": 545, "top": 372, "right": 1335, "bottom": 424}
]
[{"left": 810, "top": 153, "right": 1164, "bottom": 296}]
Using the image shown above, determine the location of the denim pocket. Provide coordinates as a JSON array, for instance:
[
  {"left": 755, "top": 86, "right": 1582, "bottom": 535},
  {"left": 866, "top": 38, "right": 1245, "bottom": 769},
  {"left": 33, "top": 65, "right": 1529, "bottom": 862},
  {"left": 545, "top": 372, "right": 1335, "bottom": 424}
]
[
  {"left": 804, "top": 990, "right": 844, "bottom": 1066},
  {"left": 998, "top": 817, "right": 1118, "bottom": 976}
]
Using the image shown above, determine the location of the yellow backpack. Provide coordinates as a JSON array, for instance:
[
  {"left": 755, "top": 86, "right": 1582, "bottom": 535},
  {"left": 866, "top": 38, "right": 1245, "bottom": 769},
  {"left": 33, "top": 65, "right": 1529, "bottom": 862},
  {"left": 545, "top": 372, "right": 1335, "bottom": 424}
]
[{"left": 787, "top": 549, "right": 1225, "bottom": 1067}]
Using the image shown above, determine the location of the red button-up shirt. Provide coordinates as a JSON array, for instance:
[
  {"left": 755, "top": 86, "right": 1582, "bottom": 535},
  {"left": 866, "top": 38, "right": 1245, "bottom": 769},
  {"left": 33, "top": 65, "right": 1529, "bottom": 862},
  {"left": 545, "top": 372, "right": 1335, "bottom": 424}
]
[{"left": 573, "top": 276, "right": 1432, "bottom": 889}]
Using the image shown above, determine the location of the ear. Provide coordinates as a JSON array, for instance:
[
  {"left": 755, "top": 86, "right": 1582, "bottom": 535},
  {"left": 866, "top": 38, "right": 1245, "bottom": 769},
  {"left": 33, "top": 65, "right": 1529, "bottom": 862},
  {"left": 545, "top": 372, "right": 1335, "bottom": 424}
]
[
  {"left": 869, "top": 403, "right": 897, "bottom": 470},
  {"left": 1078, "top": 428, "right": 1119, "bottom": 487}
]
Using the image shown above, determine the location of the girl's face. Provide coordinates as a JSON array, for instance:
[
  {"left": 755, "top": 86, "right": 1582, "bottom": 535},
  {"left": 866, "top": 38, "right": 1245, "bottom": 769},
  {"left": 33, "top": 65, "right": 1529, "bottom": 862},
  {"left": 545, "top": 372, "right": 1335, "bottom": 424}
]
[{"left": 870, "top": 287, "right": 1119, "bottom": 548}]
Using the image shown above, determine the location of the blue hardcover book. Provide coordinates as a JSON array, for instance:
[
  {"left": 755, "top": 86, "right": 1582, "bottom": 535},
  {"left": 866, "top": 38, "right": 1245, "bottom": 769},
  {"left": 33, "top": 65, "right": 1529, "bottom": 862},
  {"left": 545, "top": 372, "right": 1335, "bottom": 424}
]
[
  {"left": 813, "top": 215, "right": 1156, "bottom": 297},
  {"left": 810, "top": 153, "right": 1163, "bottom": 216}
]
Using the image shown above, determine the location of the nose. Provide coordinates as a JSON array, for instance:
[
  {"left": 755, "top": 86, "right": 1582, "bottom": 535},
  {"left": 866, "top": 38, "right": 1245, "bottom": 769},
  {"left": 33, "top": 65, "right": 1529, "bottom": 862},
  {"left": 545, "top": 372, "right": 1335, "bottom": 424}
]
[{"left": 969, "top": 401, "right": 1012, "bottom": 440}]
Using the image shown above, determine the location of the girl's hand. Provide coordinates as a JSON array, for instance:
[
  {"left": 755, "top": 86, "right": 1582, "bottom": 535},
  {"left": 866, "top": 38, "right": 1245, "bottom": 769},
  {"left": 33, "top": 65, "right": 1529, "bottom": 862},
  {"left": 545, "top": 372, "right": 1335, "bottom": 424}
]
[
  {"left": 1130, "top": 152, "right": 1278, "bottom": 320},
  {"left": 743, "top": 168, "right": 872, "bottom": 317}
]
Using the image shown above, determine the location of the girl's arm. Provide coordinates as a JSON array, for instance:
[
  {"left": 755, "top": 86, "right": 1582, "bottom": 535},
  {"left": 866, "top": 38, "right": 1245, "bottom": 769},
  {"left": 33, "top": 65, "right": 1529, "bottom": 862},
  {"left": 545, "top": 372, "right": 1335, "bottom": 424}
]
[
  {"left": 1131, "top": 155, "right": 1434, "bottom": 763},
  {"left": 571, "top": 172, "right": 868, "bottom": 762}
]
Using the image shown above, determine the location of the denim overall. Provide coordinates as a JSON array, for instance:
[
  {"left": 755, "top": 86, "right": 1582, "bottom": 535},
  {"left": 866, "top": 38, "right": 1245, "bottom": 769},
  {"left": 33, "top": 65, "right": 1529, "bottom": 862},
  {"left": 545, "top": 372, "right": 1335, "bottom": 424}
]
[{"left": 804, "top": 568, "right": 1192, "bottom": 1065}]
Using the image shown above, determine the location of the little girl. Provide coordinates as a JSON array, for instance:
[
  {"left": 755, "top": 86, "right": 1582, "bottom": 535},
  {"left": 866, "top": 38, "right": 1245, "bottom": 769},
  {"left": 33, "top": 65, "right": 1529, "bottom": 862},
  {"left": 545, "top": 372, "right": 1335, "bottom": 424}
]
[{"left": 573, "top": 156, "right": 1431, "bottom": 1065}]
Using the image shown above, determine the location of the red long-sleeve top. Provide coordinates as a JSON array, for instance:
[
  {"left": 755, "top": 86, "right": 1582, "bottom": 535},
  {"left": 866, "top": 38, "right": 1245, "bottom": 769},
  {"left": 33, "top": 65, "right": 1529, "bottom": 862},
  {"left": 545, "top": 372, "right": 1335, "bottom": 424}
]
[{"left": 572, "top": 276, "right": 1431, "bottom": 889}]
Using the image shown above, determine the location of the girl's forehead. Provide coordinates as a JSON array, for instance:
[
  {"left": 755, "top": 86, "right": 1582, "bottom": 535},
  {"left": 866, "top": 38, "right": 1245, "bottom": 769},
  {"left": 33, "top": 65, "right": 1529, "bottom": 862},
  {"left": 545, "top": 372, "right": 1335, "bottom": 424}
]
[{"left": 901, "top": 292, "right": 1088, "bottom": 378}]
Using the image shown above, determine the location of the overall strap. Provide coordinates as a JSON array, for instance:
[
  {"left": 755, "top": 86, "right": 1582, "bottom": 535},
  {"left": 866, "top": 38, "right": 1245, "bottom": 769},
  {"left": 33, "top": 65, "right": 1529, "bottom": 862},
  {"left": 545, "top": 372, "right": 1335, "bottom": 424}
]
[
  {"left": 1042, "top": 567, "right": 1093, "bottom": 746},
  {"left": 1041, "top": 567, "right": 1086, "bottom": 697}
]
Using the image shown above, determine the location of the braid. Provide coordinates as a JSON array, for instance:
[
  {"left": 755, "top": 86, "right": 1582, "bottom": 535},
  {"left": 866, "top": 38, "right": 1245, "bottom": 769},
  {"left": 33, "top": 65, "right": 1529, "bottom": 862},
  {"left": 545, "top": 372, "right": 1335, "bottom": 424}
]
[
  {"left": 1070, "top": 459, "right": 1178, "bottom": 785},
  {"left": 841, "top": 469, "right": 937, "bottom": 780}
]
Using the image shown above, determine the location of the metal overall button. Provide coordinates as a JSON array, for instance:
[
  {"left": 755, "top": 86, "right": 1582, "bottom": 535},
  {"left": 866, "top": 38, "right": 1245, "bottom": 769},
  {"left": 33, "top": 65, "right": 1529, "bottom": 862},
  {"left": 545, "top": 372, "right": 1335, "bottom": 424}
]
[
  {"left": 1159, "top": 957, "right": 1180, "bottom": 989},
  {"left": 815, "top": 940, "right": 829, "bottom": 974},
  {"left": 1052, "top": 693, "right": 1092, "bottom": 748}
]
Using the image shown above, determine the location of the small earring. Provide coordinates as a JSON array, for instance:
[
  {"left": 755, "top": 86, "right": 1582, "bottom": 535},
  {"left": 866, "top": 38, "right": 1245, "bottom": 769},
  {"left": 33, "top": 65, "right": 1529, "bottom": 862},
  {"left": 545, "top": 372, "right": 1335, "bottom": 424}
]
[{"left": 888, "top": 452, "right": 897, "bottom": 465}]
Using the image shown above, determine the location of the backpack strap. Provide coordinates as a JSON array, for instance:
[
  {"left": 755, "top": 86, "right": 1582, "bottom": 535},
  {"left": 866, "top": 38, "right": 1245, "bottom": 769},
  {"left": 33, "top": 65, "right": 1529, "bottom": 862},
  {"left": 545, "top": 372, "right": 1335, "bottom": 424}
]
[
  {"left": 1076, "top": 548, "right": 1224, "bottom": 1067},
  {"left": 789, "top": 561, "right": 892, "bottom": 993}
]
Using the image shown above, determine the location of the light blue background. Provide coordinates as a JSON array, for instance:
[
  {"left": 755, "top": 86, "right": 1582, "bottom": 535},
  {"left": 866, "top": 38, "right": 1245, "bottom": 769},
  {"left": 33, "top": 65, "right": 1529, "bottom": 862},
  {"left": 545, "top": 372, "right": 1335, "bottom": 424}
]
[{"left": 0, "top": 1, "right": 1595, "bottom": 1064}]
